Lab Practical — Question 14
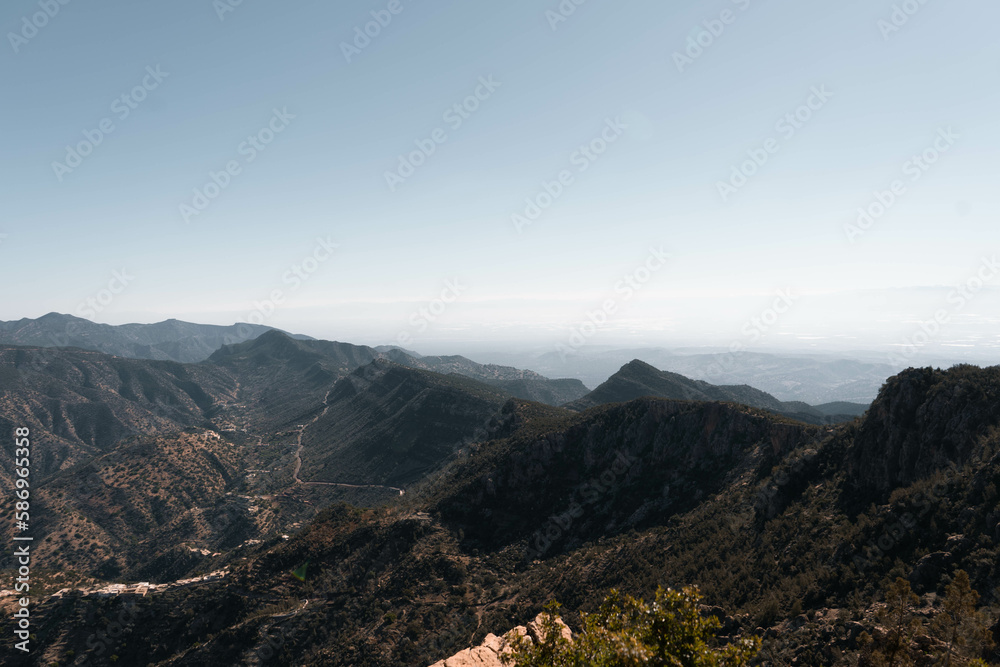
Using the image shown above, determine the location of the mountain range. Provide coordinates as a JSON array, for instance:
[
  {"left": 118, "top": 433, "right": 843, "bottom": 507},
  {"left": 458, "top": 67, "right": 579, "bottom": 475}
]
[
  {"left": 567, "top": 359, "right": 868, "bottom": 424},
  {"left": 0, "top": 312, "right": 310, "bottom": 363},
  {"left": 0, "top": 314, "right": 996, "bottom": 666}
]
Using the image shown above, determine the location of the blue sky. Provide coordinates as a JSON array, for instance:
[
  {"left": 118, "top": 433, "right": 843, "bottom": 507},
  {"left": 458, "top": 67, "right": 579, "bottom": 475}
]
[{"left": 1, "top": 0, "right": 998, "bottom": 358}]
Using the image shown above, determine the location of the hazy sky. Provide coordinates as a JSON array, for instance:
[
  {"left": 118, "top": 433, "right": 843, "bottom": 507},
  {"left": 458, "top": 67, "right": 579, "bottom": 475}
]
[{"left": 2, "top": 0, "right": 998, "bottom": 358}]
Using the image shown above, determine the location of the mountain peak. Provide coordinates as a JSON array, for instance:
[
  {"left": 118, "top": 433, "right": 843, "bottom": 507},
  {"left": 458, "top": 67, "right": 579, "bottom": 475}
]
[
  {"left": 620, "top": 359, "right": 660, "bottom": 374},
  {"left": 37, "top": 311, "right": 78, "bottom": 321},
  {"left": 566, "top": 359, "right": 850, "bottom": 425},
  {"left": 253, "top": 329, "right": 294, "bottom": 344}
]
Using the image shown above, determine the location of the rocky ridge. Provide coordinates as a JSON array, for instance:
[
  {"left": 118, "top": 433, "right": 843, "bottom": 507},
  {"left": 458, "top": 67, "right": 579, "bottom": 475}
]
[{"left": 428, "top": 612, "right": 572, "bottom": 667}]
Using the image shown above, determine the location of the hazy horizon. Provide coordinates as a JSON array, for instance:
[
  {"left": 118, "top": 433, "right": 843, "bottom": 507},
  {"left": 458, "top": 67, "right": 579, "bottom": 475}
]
[{"left": 7, "top": 305, "right": 999, "bottom": 374}]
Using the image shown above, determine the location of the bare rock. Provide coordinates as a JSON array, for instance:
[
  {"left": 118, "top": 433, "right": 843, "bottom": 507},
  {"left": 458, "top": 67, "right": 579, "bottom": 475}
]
[
  {"left": 908, "top": 551, "right": 952, "bottom": 588},
  {"left": 428, "top": 615, "right": 569, "bottom": 667},
  {"left": 527, "top": 613, "right": 573, "bottom": 644},
  {"left": 944, "top": 534, "right": 971, "bottom": 554}
]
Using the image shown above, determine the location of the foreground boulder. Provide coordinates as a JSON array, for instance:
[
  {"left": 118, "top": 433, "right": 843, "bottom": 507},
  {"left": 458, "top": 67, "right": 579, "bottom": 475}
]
[{"left": 429, "top": 613, "right": 572, "bottom": 666}]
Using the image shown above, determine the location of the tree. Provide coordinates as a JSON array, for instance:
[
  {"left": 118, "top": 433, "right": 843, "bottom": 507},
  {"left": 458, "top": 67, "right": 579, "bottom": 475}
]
[
  {"left": 502, "top": 586, "right": 760, "bottom": 666},
  {"left": 867, "top": 577, "right": 921, "bottom": 667},
  {"left": 931, "top": 570, "right": 995, "bottom": 666}
]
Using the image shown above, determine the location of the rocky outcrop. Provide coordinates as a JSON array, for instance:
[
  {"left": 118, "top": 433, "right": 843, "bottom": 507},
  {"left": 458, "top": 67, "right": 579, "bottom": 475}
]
[
  {"left": 440, "top": 396, "right": 813, "bottom": 557},
  {"left": 428, "top": 613, "right": 572, "bottom": 667},
  {"left": 845, "top": 365, "right": 1000, "bottom": 501}
]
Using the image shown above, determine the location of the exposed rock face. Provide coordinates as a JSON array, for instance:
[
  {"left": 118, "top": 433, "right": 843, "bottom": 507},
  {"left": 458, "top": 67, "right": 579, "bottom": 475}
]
[
  {"left": 907, "top": 552, "right": 953, "bottom": 589},
  {"left": 428, "top": 614, "right": 572, "bottom": 667},
  {"left": 440, "top": 397, "right": 813, "bottom": 556},
  {"left": 845, "top": 365, "right": 1000, "bottom": 501}
]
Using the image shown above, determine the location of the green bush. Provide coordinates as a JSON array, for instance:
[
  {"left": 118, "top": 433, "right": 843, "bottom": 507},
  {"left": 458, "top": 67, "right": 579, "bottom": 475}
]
[{"left": 503, "top": 586, "right": 760, "bottom": 666}]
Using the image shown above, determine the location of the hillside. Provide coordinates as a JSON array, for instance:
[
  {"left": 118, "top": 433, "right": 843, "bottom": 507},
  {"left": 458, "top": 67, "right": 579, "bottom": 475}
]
[
  {"left": 384, "top": 349, "right": 590, "bottom": 406},
  {"left": 567, "top": 359, "right": 866, "bottom": 425},
  {"left": 0, "top": 430, "right": 269, "bottom": 582},
  {"left": 0, "top": 345, "right": 236, "bottom": 483},
  {"left": 206, "top": 330, "right": 383, "bottom": 432},
  {"left": 205, "top": 333, "right": 587, "bottom": 434},
  {"left": 298, "top": 360, "right": 515, "bottom": 487}
]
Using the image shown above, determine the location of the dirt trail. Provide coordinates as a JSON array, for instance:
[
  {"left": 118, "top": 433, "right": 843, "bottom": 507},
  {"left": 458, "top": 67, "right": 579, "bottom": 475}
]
[{"left": 292, "top": 389, "right": 404, "bottom": 496}]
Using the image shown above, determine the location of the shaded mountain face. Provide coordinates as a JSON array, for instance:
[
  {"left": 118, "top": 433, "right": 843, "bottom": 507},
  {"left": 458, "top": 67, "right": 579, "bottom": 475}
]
[
  {"left": 0, "top": 332, "right": 583, "bottom": 493},
  {"left": 205, "top": 332, "right": 586, "bottom": 423},
  {"left": 502, "top": 348, "right": 895, "bottom": 404},
  {"left": 567, "top": 359, "right": 866, "bottom": 425},
  {"left": 845, "top": 364, "right": 1000, "bottom": 504},
  {"left": 383, "top": 349, "right": 590, "bottom": 406},
  {"left": 434, "top": 396, "right": 815, "bottom": 557},
  {"left": 206, "top": 330, "right": 383, "bottom": 431},
  {"left": 298, "top": 360, "right": 514, "bottom": 487},
  {"left": 0, "top": 345, "right": 236, "bottom": 482},
  {"left": 0, "top": 312, "right": 309, "bottom": 363}
]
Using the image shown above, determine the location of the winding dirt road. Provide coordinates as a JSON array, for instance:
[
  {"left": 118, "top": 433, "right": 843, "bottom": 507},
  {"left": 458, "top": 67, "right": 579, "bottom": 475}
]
[{"left": 291, "top": 389, "right": 404, "bottom": 496}]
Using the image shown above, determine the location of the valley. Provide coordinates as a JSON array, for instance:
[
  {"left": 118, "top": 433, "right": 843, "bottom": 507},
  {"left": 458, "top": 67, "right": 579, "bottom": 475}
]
[{"left": 0, "top": 317, "right": 996, "bottom": 666}]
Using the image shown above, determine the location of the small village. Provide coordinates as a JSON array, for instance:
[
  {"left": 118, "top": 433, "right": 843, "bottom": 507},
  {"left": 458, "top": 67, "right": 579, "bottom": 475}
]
[{"left": 0, "top": 568, "right": 229, "bottom": 603}]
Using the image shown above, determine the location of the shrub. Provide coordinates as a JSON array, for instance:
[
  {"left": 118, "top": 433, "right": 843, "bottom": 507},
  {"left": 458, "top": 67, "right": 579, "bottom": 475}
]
[{"left": 503, "top": 586, "right": 760, "bottom": 666}]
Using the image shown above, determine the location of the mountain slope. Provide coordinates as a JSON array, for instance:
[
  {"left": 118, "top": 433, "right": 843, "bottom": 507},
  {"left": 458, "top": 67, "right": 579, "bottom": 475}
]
[
  {"left": 12, "top": 430, "right": 265, "bottom": 582},
  {"left": 11, "top": 364, "right": 1000, "bottom": 666},
  {"left": 434, "top": 396, "right": 814, "bottom": 557},
  {"left": 384, "top": 349, "right": 590, "bottom": 406},
  {"left": 500, "top": 348, "right": 895, "bottom": 404},
  {"left": 845, "top": 363, "right": 1000, "bottom": 504},
  {"left": 298, "top": 360, "right": 514, "bottom": 487},
  {"left": 205, "top": 331, "right": 383, "bottom": 431},
  {"left": 0, "top": 345, "right": 237, "bottom": 482},
  {"left": 568, "top": 359, "right": 861, "bottom": 424},
  {"left": 0, "top": 312, "right": 310, "bottom": 363}
]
